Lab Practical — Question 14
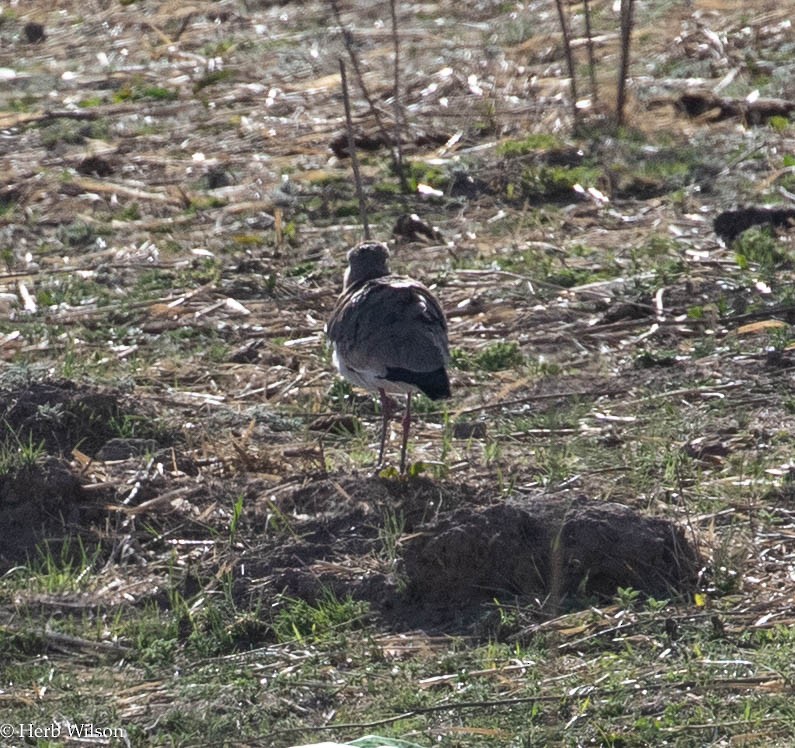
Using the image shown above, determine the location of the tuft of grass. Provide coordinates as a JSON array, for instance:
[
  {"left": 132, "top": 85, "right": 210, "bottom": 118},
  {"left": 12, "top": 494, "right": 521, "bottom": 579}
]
[
  {"left": 454, "top": 343, "right": 528, "bottom": 372},
  {"left": 228, "top": 494, "right": 245, "bottom": 545},
  {"left": 614, "top": 585, "right": 641, "bottom": 611},
  {"left": 513, "top": 163, "right": 602, "bottom": 201},
  {"left": 272, "top": 589, "right": 370, "bottom": 643},
  {"left": 378, "top": 506, "right": 405, "bottom": 565},
  {"left": 734, "top": 227, "right": 788, "bottom": 275},
  {"left": 77, "top": 95, "right": 105, "bottom": 108},
  {"left": 768, "top": 115, "right": 790, "bottom": 132},
  {"left": 57, "top": 220, "right": 96, "bottom": 248},
  {"left": 474, "top": 341, "right": 525, "bottom": 372},
  {"left": 29, "top": 536, "right": 100, "bottom": 594},
  {"left": 497, "top": 133, "right": 563, "bottom": 156},
  {"left": 406, "top": 160, "right": 449, "bottom": 191},
  {"left": 113, "top": 84, "right": 178, "bottom": 102},
  {"left": 0, "top": 425, "right": 45, "bottom": 475},
  {"left": 193, "top": 69, "right": 234, "bottom": 93}
]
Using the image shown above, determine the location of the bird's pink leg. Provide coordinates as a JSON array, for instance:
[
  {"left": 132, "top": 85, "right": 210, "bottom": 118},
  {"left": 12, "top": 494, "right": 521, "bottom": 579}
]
[
  {"left": 399, "top": 392, "right": 412, "bottom": 475},
  {"left": 377, "top": 388, "right": 398, "bottom": 468}
]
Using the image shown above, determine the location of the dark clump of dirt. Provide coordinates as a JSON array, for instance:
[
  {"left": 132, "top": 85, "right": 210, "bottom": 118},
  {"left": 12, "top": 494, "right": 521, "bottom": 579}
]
[
  {"left": 0, "top": 379, "right": 166, "bottom": 457},
  {"left": 0, "top": 379, "right": 173, "bottom": 569},
  {"left": 0, "top": 456, "right": 84, "bottom": 569},
  {"left": 249, "top": 475, "right": 483, "bottom": 577},
  {"left": 713, "top": 206, "right": 795, "bottom": 244},
  {"left": 250, "top": 477, "right": 700, "bottom": 633},
  {"left": 401, "top": 495, "right": 699, "bottom": 613}
]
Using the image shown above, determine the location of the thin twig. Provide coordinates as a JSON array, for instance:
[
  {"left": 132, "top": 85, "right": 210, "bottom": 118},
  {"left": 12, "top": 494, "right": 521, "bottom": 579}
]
[
  {"left": 272, "top": 694, "right": 562, "bottom": 735},
  {"left": 553, "top": 0, "right": 578, "bottom": 122},
  {"left": 339, "top": 58, "right": 371, "bottom": 240},
  {"left": 389, "top": 0, "right": 409, "bottom": 193},
  {"left": 271, "top": 682, "right": 794, "bottom": 738},
  {"left": 616, "top": 0, "right": 635, "bottom": 125},
  {"left": 583, "top": 0, "right": 598, "bottom": 104},
  {"left": 454, "top": 388, "right": 627, "bottom": 417},
  {"left": 328, "top": 0, "right": 396, "bottom": 169},
  {"left": 20, "top": 625, "right": 135, "bottom": 654}
]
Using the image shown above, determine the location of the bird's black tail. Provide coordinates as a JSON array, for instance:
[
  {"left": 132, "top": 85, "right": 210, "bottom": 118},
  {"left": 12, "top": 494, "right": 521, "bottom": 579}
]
[{"left": 385, "top": 366, "right": 451, "bottom": 400}]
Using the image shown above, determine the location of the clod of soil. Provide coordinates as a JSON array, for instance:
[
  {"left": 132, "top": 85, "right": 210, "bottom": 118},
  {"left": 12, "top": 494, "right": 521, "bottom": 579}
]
[
  {"left": 393, "top": 213, "right": 442, "bottom": 243},
  {"left": 401, "top": 496, "right": 699, "bottom": 610},
  {"left": 253, "top": 477, "right": 699, "bottom": 631},
  {"left": 329, "top": 128, "right": 391, "bottom": 158},
  {"left": 76, "top": 155, "right": 115, "bottom": 177},
  {"left": 713, "top": 206, "right": 795, "bottom": 244},
  {"left": 0, "top": 380, "right": 163, "bottom": 457},
  {"left": 0, "top": 380, "right": 172, "bottom": 569},
  {"left": 0, "top": 457, "right": 83, "bottom": 568},
  {"left": 23, "top": 21, "right": 46, "bottom": 43}
]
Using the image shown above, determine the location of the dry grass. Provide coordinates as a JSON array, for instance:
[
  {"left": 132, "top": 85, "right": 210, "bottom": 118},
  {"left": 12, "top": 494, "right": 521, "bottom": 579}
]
[{"left": 1, "top": 0, "right": 795, "bottom": 746}]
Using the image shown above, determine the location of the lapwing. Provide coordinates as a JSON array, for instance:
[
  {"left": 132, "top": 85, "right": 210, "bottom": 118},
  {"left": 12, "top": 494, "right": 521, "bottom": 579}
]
[{"left": 327, "top": 241, "right": 451, "bottom": 472}]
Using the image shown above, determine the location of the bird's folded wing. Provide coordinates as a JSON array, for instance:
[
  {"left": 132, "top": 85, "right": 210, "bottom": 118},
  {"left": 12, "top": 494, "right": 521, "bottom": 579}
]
[{"left": 327, "top": 277, "right": 449, "bottom": 375}]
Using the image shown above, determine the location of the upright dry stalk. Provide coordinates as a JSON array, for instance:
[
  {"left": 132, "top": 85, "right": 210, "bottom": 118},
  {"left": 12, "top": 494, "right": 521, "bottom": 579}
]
[
  {"left": 339, "top": 58, "right": 371, "bottom": 240},
  {"left": 553, "top": 0, "right": 578, "bottom": 122},
  {"left": 583, "top": 0, "right": 598, "bottom": 105},
  {"left": 328, "top": 0, "right": 396, "bottom": 173},
  {"left": 616, "top": 0, "right": 635, "bottom": 125},
  {"left": 388, "top": 0, "right": 409, "bottom": 194}
]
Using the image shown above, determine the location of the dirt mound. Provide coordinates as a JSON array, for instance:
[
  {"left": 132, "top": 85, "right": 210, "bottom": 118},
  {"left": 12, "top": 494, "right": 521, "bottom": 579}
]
[
  {"left": 0, "top": 456, "right": 83, "bottom": 568},
  {"left": 251, "top": 477, "right": 700, "bottom": 630},
  {"left": 402, "top": 496, "right": 698, "bottom": 608},
  {"left": 0, "top": 379, "right": 701, "bottom": 629},
  {"left": 0, "top": 380, "right": 169, "bottom": 568},
  {"left": 1, "top": 379, "right": 129, "bottom": 456}
]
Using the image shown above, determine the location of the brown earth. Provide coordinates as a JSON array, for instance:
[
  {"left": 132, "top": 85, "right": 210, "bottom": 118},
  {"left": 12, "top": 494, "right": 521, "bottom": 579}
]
[{"left": 1, "top": 0, "right": 794, "bottom": 647}]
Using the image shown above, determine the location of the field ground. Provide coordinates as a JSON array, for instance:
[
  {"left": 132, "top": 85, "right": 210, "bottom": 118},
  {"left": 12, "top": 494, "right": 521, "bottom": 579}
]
[{"left": 1, "top": 0, "right": 795, "bottom": 746}]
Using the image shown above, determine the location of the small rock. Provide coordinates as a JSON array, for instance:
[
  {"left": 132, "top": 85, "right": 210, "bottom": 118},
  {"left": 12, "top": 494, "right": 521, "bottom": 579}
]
[
  {"left": 97, "top": 438, "right": 158, "bottom": 461},
  {"left": 24, "top": 22, "right": 46, "bottom": 44},
  {"left": 308, "top": 414, "right": 359, "bottom": 435},
  {"left": 453, "top": 421, "right": 487, "bottom": 439}
]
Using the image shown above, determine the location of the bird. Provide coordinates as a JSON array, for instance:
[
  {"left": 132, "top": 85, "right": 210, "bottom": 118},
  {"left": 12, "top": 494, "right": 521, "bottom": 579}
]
[{"left": 326, "top": 241, "right": 451, "bottom": 473}]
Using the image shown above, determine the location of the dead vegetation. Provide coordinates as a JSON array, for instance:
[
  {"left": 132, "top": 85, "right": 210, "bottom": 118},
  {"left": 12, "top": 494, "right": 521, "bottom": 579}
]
[{"left": 1, "top": 0, "right": 795, "bottom": 746}]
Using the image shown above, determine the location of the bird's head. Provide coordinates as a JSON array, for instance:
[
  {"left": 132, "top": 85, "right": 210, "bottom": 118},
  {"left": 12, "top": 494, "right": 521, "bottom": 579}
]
[{"left": 343, "top": 241, "right": 391, "bottom": 290}]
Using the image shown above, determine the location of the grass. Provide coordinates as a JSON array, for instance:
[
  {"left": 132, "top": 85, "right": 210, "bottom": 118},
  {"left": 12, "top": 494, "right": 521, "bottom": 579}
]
[
  {"left": 2, "top": 0, "right": 795, "bottom": 746},
  {"left": 272, "top": 589, "right": 370, "bottom": 644},
  {"left": 2, "top": 303, "right": 794, "bottom": 742},
  {"left": 497, "top": 133, "right": 564, "bottom": 157},
  {"left": 453, "top": 341, "right": 526, "bottom": 372},
  {"left": 113, "top": 83, "right": 179, "bottom": 103},
  {"left": 0, "top": 425, "right": 45, "bottom": 474},
  {"left": 734, "top": 227, "right": 789, "bottom": 276},
  {"left": 42, "top": 598, "right": 791, "bottom": 745},
  {"left": 38, "top": 118, "right": 110, "bottom": 148},
  {"left": 29, "top": 537, "right": 100, "bottom": 594},
  {"left": 514, "top": 163, "right": 602, "bottom": 201}
]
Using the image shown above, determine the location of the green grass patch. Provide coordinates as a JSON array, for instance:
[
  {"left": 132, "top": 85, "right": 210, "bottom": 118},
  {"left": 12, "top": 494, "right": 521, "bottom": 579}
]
[
  {"left": 406, "top": 160, "right": 449, "bottom": 191},
  {"left": 272, "top": 589, "right": 370, "bottom": 643},
  {"left": 497, "top": 133, "right": 563, "bottom": 156},
  {"left": 0, "top": 427, "right": 45, "bottom": 475},
  {"left": 193, "top": 69, "right": 234, "bottom": 92},
  {"left": 453, "top": 341, "right": 525, "bottom": 372},
  {"left": 39, "top": 118, "right": 110, "bottom": 149},
  {"left": 113, "top": 84, "right": 178, "bottom": 103},
  {"left": 513, "top": 163, "right": 602, "bottom": 201},
  {"left": 734, "top": 226, "right": 788, "bottom": 274}
]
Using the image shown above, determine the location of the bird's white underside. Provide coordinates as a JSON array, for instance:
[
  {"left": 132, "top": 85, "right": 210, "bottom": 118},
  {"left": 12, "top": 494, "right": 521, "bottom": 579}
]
[{"left": 333, "top": 347, "right": 422, "bottom": 395}]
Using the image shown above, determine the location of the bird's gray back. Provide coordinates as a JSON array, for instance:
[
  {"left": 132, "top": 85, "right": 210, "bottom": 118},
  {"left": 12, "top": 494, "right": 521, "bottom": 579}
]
[{"left": 327, "top": 276, "right": 449, "bottom": 376}]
